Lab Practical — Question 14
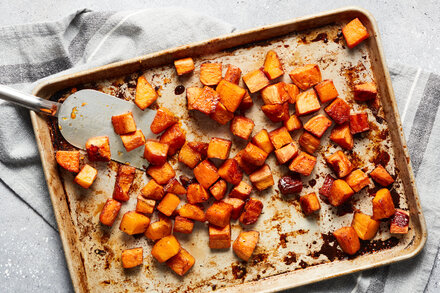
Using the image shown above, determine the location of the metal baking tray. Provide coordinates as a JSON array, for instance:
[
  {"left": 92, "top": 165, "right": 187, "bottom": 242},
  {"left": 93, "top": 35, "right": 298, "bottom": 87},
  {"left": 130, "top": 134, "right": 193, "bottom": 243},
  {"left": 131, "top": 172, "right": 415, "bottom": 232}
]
[{"left": 31, "top": 6, "right": 427, "bottom": 293}]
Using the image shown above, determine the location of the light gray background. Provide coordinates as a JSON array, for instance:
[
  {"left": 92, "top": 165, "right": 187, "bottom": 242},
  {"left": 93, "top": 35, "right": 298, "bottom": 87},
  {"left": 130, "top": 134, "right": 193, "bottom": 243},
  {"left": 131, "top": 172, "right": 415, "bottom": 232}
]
[{"left": 0, "top": 1, "right": 439, "bottom": 292}]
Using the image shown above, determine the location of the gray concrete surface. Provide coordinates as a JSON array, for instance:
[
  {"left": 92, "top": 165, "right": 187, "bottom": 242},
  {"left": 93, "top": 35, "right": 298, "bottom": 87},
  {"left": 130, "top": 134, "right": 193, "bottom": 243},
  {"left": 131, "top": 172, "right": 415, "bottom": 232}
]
[{"left": 0, "top": 1, "right": 439, "bottom": 292}]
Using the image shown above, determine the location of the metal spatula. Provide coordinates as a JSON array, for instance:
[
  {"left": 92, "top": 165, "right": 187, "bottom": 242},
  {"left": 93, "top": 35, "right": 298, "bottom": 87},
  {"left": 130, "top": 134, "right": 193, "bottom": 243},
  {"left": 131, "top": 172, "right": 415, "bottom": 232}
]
[{"left": 0, "top": 85, "right": 157, "bottom": 170}]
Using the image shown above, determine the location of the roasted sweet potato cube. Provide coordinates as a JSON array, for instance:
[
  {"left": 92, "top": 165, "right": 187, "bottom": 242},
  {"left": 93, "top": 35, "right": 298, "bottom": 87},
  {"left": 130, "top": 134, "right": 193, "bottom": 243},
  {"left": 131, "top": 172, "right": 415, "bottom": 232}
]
[
  {"left": 206, "top": 201, "right": 233, "bottom": 228},
  {"left": 295, "top": 90, "right": 320, "bottom": 116},
  {"left": 112, "top": 112, "right": 137, "bottom": 135},
  {"left": 252, "top": 129, "right": 274, "bottom": 154},
  {"left": 218, "top": 159, "right": 243, "bottom": 185},
  {"left": 314, "top": 80, "right": 339, "bottom": 103},
  {"left": 121, "top": 130, "right": 146, "bottom": 152},
  {"left": 353, "top": 82, "right": 377, "bottom": 101},
  {"left": 239, "top": 91, "right": 253, "bottom": 111},
  {"left": 325, "top": 98, "right": 350, "bottom": 125},
  {"left": 275, "top": 142, "right": 298, "bottom": 164},
  {"left": 289, "top": 64, "right": 321, "bottom": 90},
  {"left": 150, "top": 107, "right": 178, "bottom": 134},
  {"left": 178, "top": 143, "right": 202, "bottom": 169},
  {"left": 210, "top": 102, "right": 234, "bottom": 125},
  {"left": 263, "top": 50, "right": 284, "bottom": 80},
  {"left": 200, "top": 63, "right": 222, "bottom": 86},
  {"left": 351, "top": 212, "right": 380, "bottom": 240},
  {"left": 209, "top": 179, "right": 228, "bottom": 200},
  {"left": 329, "top": 179, "right": 354, "bottom": 207},
  {"left": 56, "top": 150, "right": 80, "bottom": 173},
  {"left": 278, "top": 174, "right": 303, "bottom": 194},
  {"left": 135, "top": 75, "right": 158, "bottom": 110},
  {"left": 122, "top": 248, "right": 143, "bottom": 269},
  {"left": 144, "top": 140, "right": 168, "bottom": 166},
  {"left": 74, "top": 164, "right": 98, "bottom": 188},
  {"left": 261, "top": 102, "right": 290, "bottom": 122},
  {"left": 224, "top": 64, "right": 242, "bottom": 84},
  {"left": 141, "top": 179, "right": 164, "bottom": 200},
  {"left": 242, "top": 143, "right": 268, "bottom": 166},
  {"left": 325, "top": 150, "right": 353, "bottom": 178},
  {"left": 112, "top": 164, "right": 136, "bottom": 201},
  {"left": 349, "top": 113, "right": 370, "bottom": 134},
  {"left": 209, "top": 224, "right": 231, "bottom": 249},
  {"left": 208, "top": 137, "right": 232, "bottom": 160},
  {"left": 119, "top": 211, "right": 150, "bottom": 235},
  {"left": 304, "top": 114, "right": 332, "bottom": 138},
  {"left": 145, "top": 216, "right": 172, "bottom": 240},
  {"left": 167, "top": 248, "right": 195, "bottom": 276},
  {"left": 178, "top": 204, "right": 205, "bottom": 222},
  {"left": 333, "top": 227, "right": 360, "bottom": 255},
  {"left": 174, "top": 216, "right": 194, "bottom": 234},
  {"left": 243, "top": 69, "right": 270, "bottom": 93},
  {"left": 284, "top": 114, "right": 302, "bottom": 132},
  {"left": 230, "top": 116, "right": 255, "bottom": 140},
  {"left": 222, "top": 198, "right": 245, "bottom": 220},
  {"left": 164, "top": 178, "right": 186, "bottom": 195},
  {"left": 192, "top": 86, "right": 220, "bottom": 114},
  {"left": 249, "top": 165, "right": 274, "bottom": 191},
  {"left": 284, "top": 83, "right": 300, "bottom": 104},
  {"left": 300, "top": 193, "right": 321, "bottom": 215},
  {"left": 342, "top": 18, "right": 370, "bottom": 49},
  {"left": 216, "top": 79, "right": 246, "bottom": 112},
  {"left": 151, "top": 235, "right": 180, "bottom": 263},
  {"left": 233, "top": 231, "right": 259, "bottom": 261},
  {"left": 234, "top": 151, "right": 258, "bottom": 175},
  {"left": 239, "top": 198, "right": 263, "bottom": 225},
  {"left": 299, "top": 131, "right": 320, "bottom": 154},
  {"left": 86, "top": 136, "right": 111, "bottom": 161},
  {"left": 193, "top": 160, "right": 219, "bottom": 189},
  {"left": 261, "top": 83, "right": 289, "bottom": 105},
  {"left": 269, "top": 127, "right": 293, "bottom": 149},
  {"left": 174, "top": 57, "right": 195, "bottom": 75},
  {"left": 372, "top": 188, "right": 395, "bottom": 220},
  {"left": 330, "top": 123, "right": 354, "bottom": 150},
  {"left": 146, "top": 162, "right": 175, "bottom": 185},
  {"left": 370, "top": 165, "right": 394, "bottom": 186},
  {"left": 100, "top": 199, "right": 122, "bottom": 226},
  {"left": 179, "top": 175, "right": 197, "bottom": 189},
  {"left": 157, "top": 193, "right": 180, "bottom": 216},
  {"left": 160, "top": 123, "right": 186, "bottom": 156},
  {"left": 289, "top": 152, "right": 317, "bottom": 176},
  {"left": 136, "top": 195, "right": 156, "bottom": 215},
  {"left": 319, "top": 174, "right": 336, "bottom": 197},
  {"left": 186, "top": 87, "right": 203, "bottom": 110},
  {"left": 390, "top": 209, "right": 410, "bottom": 234},
  {"left": 229, "top": 181, "right": 253, "bottom": 200},
  {"left": 345, "top": 169, "right": 370, "bottom": 192},
  {"left": 187, "top": 183, "right": 209, "bottom": 204}
]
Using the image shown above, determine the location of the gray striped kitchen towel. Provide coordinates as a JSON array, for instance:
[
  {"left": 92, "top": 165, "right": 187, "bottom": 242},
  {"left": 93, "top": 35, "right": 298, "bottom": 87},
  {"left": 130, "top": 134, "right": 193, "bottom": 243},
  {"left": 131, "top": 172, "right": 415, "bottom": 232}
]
[{"left": 0, "top": 8, "right": 438, "bottom": 293}]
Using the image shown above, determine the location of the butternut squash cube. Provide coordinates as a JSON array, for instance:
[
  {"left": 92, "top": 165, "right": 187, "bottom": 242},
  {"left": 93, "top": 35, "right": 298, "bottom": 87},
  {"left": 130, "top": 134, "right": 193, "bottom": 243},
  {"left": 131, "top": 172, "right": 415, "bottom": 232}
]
[
  {"left": 174, "top": 57, "right": 195, "bottom": 75},
  {"left": 173, "top": 216, "right": 194, "bottom": 234},
  {"left": 372, "top": 188, "right": 395, "bottom": 220},
  {"left": 210, "top": 102, "right": 234, "bottom": 125},
  {"left": 229, "top": 181, "right": 253, "bottom": 200},
  {"left": 300, "top": 192, "right": 321, "bottom": 215},
  {"left": 192, "top": 86, "right": 220, "bottom": 114},
  {"left": 135, "top": 75, "right": 157, "bottom": 110},
  {"left": 269, "top": 126, "right": 293, "bottom": 149},
  {"left": 350, "top": 113, "right": 370, "bottom": 134},
  {"left": 178, "top": 204, "right": 206, "bottom": 222},
  {"left": 150, "top": 107, "right": 178, "bottom": 134},
  {"left": 354, "top": 82, "right": 377, "bottom": 101},
  {"left": 325, "top": 98, "right": 350, "bottom": 125},
  {"left": 261, "top": 83, "right": 289, "bottom": 105},
  {"left": 187, "top": 183, "right": 209, "bottom": 204},
  {"left": 284, "top": 83, "right": 300, "bottom": 104},
  {"left": 370, "top": 165, "right": 394, "bottom": 186},
  {"left": 289, "top": 152, "right": 317, "bottom": 176},
  {"left": 299, "top": 131, "right": 320, "bottom": 154},
  {"left": 216, "top": 79, "right": 246, "bottom": 112},
  {"left": 206, "top": 201, "right": 233, "bottom": 228},
  {"left": 113, "top": 164, "right": 136, "bottom": 202},
  {"left": 275, "top": 142, "right": 298, "bottom": 164},
  {"left": 146, "top": 162, "right": 175, "bottom": 185},
  {"left": 233, "top": 231, "right": 259, "bottom": 261},
  {"left": 159, "top": 123, "right": 186, "bottom": 156},
  {"left": 329, "top": 179, "right": 354, "bottom": 207},
  {"left": 249, "top": 165, "right": 274, "bottom": 191},
  {"left": 242, "top": 143, "right": 268, "bottom": 166},
  {"left": 74, "top": 164, "right": 98, "bottom": 188},
  {"left": 193, "top": 160, "right": 219, "bottom": 189},
  {"left": 151, "top": 235, "right": 180, "bottom": 263},
  {"left": 304, "top": 114, "right": 332, "bottom": 138},
  {"left": 164, "top": 178, "right": 187, "bottom": 195},
  {"left": 157, "top": 193, "right": 180, "bottom": 216},
  {"left": 342, "top": 18, "right": 370, "bottom": 49},
  {"left": 136, "top": 195, "right": 155, "bottom": 215},
  {"left": 121, "top": 130, "right": 146, "bottom": 152},
  {"left": 186, "top": 87, "right": 203, "bottom": 110},
  {"left": 234, "top": 150, "right": 258, "bottom": 175},
  {"left": 111, "top": 112, "right": 137, "bottom": 135},
  {"left": 167, "top": 248, "right": 195, "bottom": 276},
  {"left": 121, "top": 248, "right": 143, "bottom": 269},
  {"left": 56, "top": 150, "right": 80, "bottom": 173},
  {"left": 86, "top": 136, "right": 111, "bottom": 161},
  {"left": 263, "top": 50, "right": 284, "bottom": 80},
  {"left": 208, "top": 137, "right": 232, "bottom": 160},
  {"left": 325, "top": 150, "right": 353, "bottom": 178},
  {"left": 239, "top": 198, "right": 263, "bottom": 225},
  {"left": 200, "top": 63, "right": 222, "bottom": 86},
  {"left": 330, "top": 123, "right": 354, "bottom": 150},
  {"left": 218, "top": 159, "right": 243, "bottom": 185},
  {"left": 243, "top": 69, "right": 270, "bottom": 93},
  {"left": 119, "top": 211, "right": 150, "bottom": 235},
  {"left": 239, "top": 90, "right": 253, "bottom": 111},
  {"left": 261, "top": 102, "right": 290, "bottom": 122},
  {"left": 289, "top": 64, "right": 322, "bottom": 90},
  {"left": 141, "top": 179, "right": 164, "bottom": 200},
  {"left": 143, "top": 140, "right": 168, "bottom": 166},
  {"left": 295, "top": 90, "right": 321, "bottom": 116},
  {"left": 252, "top": 129, "right": 274, "bottom": 154},
  {"left": 390, "top": 209, "right": 410, "bottom": 234},
  {"left": 99, "top": 199, "right": 122, "bottom": 226},
  {"left": 284, "top": 114, "right": 302, "bottom": 132},
  {"left": 230, "top": 116, "right": 255, "bottom": 140},
  {"left": 209, "top": 179, "right": 228, "bottom": 200},
  {"left": 178, "top": 143, "right": 202, "bottom": 169},
  {"left": 222, "top": 198, "right": 245, "bottom": 220},
  {"left": 352, "top": 212, "right": 380, "bottom": 240},
  {"left": 314, "top": 79, "right": 339, "bottom": 103},
  {"left": 209, "top": 224, "right": 231, "bottom": 249},
  {"left": 224, "top": 64, "right": 242, "bottom": 84},
  {"left": 145, "top": 215, "right": 172, "bottom": 240},
  {"left": 319, "top": 174, "right": 336, "bottom": 197},
  {"left": 345, "top": 169, "right": 370, "bottom": 192},
  {"left": 333, "top": 226, "right": 360, "bottom": 255}
]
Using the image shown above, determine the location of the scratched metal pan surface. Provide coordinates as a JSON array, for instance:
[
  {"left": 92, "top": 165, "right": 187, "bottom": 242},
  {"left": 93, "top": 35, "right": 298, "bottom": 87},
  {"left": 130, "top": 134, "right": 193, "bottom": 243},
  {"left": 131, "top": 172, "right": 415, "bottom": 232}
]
[{"left": 30, "top": 6, "right": 427, "bottom": 293}]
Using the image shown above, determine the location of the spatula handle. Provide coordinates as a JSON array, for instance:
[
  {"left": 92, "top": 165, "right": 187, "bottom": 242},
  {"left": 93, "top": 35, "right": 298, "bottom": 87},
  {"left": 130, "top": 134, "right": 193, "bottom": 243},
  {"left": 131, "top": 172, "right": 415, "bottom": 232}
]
[{"left": 0, "top": 85, "right": 61, "bottom": 116}]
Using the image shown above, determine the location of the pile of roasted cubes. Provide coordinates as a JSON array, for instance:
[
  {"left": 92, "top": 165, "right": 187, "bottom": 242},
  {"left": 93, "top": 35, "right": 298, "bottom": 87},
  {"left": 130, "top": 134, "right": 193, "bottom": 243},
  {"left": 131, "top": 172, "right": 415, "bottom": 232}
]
[{"left": 55, "top": 18, "right": 409, "bottom": 276}]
